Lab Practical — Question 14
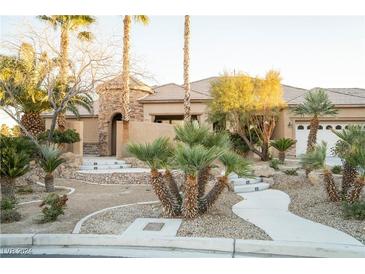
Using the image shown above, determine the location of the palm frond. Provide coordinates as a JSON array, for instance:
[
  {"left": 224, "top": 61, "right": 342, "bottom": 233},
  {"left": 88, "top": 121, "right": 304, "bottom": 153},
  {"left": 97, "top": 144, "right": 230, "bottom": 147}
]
[
  {"left": 219, "top": 151, "right": 251, "bottom": 177},
  {"left": 39, "top": 145, "right": 66, "bottom": 173},
  {"left": 175, "top": 121, "right": 209, "bottom": 147},
  {"left": 133, "top": 15, "right": 150, "bottom": 25},
  {"left": 300, "top": 141, "right": 327, "bottom": 170},
  {"left": 270, "top": 138, "right": 296, "bottom": 152}
]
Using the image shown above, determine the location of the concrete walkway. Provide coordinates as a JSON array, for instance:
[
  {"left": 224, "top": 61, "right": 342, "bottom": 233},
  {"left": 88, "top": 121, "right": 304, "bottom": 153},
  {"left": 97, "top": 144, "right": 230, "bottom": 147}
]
[{"left": 232, "top": 189, "right": 363, "bottom": 246}]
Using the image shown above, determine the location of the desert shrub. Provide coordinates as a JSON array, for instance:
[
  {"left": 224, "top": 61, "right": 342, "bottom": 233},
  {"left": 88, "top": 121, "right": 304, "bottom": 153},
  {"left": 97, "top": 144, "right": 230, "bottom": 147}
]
[
  {"left": 0, "top": 198, "right": 21, "bottom": 223},
  {"left": 16, "top": 185, "right": 33, "bottom": 194},
  {"left": 331, "top": 165, "right": 342, "bottom": 174},
  {"left": 38, "top": 129, "right": 80, "bottom": 144},
  {"left": 39, "top": 193, "right": 68, "bottom": 222},
  {"left": 270, "top": 158, "right": 281, "bottom": 170},
  {"left": 283, "top": 168, "right": 299, "bottom": 176},
  {"left": 342, "top": 201, "right": 365, "bottom": 220}
]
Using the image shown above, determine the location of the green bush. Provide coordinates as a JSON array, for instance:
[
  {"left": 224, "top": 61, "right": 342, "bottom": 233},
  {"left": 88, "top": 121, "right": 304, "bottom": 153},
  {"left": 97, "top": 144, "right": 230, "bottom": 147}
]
[
  {"left": 270, "top": 158, "right": 281, "bottom": 170},
  {"left": 283, "top": 168, "right": 299, "bottom": 176},
  {"left": 342, "top": 201, "right": 365, "bottom": 220},
  {"left": 39, "top": 193, "right": 68, "bottom": 222},
  {"left": 16, "top": 185, "right": 33, "bottom": 194},
  {"left": 38, "top": 129, "right": 80, "bottom": 144},
  {"left": 331, "top": 165, "right": 342, "bottom": 174},
  {"left": 1, "top": 198, "right": 21, "bottom": 223}
]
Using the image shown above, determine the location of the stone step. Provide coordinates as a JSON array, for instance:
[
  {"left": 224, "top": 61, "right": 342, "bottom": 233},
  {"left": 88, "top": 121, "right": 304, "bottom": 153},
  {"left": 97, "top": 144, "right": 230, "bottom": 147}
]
[
  {"left": 234, "top": 182, "right": 270, "bottom": 193},
  {"left": 230, "top": 177, "right": 262, "bottom": 186},
  {"left": 82, "top": 160, "right": 126, "bottom": 166},
  {"left": 80, "top": 164, "right": 131, "bottom": 170}
]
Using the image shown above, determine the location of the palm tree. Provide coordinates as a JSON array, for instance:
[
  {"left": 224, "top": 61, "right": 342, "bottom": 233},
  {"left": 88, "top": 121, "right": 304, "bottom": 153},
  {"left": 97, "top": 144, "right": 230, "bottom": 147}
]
[
  {"left": 39, "top": 145, "right": 66, "bottom": 192},
  {"left": 183, "top": 15, "right": 191, "bottom": 122},
  {"left": 0, "top": 43, "right": 52, "bottom": 136},
  {"left": 0, "top": 136, "right": 33, "bottom": 200},
  {"left": 38, "top": 15, "right": 96, "bottom": 131},
  {"left": 175, "top": 144, "right": 222, "bottom": 218},
  {"left": 347, "top": 148, "right": 365, "bottom": 203},
  {"left": 199, "top": 151, "right": 251, "bottom": 213},
  {"left": 270, "top": 138, "right": 297, "bottom": 163},
  {"left": 293, "top": 89, "right": 337, "bottom": 153},
  {"left": 121, "top": 15, "right": 149, "bottom": 122},
  {"left": 301, "top": 142, "right": 340, "bottom": 202},
  {"left": 332, "top": 125, "right": 365, "bottom": 198},
  {"left": 127, "top": 137, "right": 180, "bottom": 217}
]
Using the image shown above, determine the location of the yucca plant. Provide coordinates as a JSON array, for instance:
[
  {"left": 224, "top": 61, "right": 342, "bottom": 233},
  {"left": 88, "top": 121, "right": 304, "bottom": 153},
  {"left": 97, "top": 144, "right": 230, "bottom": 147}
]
[
  {"left": 301, "top": 142, "right": 340, "bottom": 202},
  {"left": 0, "top": 136, "right": 32, "bottom": 200},
  {"left": 270, "top": 138, "right": 296, "bottom": 163},
  {"left": 199, "top": 151, "right": 251, "bottom": 213},
  {"left": 175, "top": 144, "right": 223, "bottom": 218},
  {"left": 128, "top": 137, "right": 181, "bottom": 217},
  {"left": 332, "top": 125, "right": 365, "bottom": 199},
  {"left": 39, "top": 145, "right": 66, "bottom": 192}
]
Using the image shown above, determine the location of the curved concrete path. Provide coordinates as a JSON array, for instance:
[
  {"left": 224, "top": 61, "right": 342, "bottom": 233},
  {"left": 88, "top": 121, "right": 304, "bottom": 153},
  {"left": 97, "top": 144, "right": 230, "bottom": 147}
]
[{"left": 232, "top": 189, "right": 363, "bottom": 246}]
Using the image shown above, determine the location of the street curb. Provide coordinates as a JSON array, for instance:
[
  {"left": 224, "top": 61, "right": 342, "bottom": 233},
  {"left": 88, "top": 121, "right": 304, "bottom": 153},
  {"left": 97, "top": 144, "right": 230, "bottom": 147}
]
[{"left": 1, "top": 234, "right": 364, "bottom": 258}]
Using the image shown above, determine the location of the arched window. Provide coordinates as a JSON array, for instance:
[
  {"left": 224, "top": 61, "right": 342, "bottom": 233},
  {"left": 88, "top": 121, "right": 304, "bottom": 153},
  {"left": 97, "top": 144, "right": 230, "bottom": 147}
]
[
  {"left": 318, "top": 125, "right": 323, "bottom": 130},
  {"left": 335, "top": 125, "right": 342, "bottom": 130},
  {"left": 297, "top": 125, "right": 304, "bottom": 130},
  {"left": 307, "top": 125, "right": 310, "bottom": 130},
  {"left": 326, "top": 125, "right": 333, "bottom": 130}
]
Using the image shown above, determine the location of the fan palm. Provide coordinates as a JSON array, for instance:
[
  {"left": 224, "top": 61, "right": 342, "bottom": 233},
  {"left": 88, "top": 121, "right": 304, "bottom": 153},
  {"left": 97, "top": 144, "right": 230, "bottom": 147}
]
[
  {"left": 183, "top": 15, "right": 191, "bottom": 122},
  {"left": 175, "top": 121, "right": 210, "bottom": 147},
  {"left": 332, "top": 125, "right": 365, "bottom": 198},
  {"left": 293, "top": 89, "right": 337, "bottom": 153},
  {"left": 122, "top": 15, "right": 149, "bottom": 122},
  {"left": 175, "top": 144, "right": 223, "bottom": 218},
  {"left": 270, "top": 138, "right": 296, "bottom": 163},
  {"left": 300, "top": 142, "right": 340, "bottom": 202},
  {"left": 127, "top": 137, "right": 180, "bottom": 217},
  {"left": 38, "top": 15, "right": 96, "bottom": 131},
  {"left": 39, "top": 145, "right": 66, "bottom": 192},
  {"left": 347, "top": 147, "right": 365, "bottom": 203}
]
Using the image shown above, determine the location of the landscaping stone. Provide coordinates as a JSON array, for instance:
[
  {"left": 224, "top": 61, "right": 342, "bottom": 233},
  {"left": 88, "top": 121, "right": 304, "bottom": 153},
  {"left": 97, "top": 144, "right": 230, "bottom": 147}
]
[
  {"left": 253, "top": 165, "right": 276, "bottom": 177},
  {"left": 308, "top": 171, "right": 321, "bottom": 185}
]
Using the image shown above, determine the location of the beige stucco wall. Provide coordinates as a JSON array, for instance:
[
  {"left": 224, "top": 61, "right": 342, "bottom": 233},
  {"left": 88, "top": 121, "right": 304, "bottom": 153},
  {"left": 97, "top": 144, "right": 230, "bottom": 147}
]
[
  {"left": 142, "top": 102, "right": 210, "bottom": 125},
  {"left": 116, "top": 121, "right": 176, "bottom": 158}
]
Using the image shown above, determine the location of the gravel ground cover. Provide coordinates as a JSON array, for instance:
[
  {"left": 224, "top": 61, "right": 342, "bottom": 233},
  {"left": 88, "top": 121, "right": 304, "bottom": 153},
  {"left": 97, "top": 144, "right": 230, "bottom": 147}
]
[
  {"left": 80, "top": 191, "right": 271, "bottom": 241},
  {"left": 14, "top": 183, "right": 68, "bottom": 204},
  {"left": 272, "top": 175, "right": 365, "bottom": 244}
]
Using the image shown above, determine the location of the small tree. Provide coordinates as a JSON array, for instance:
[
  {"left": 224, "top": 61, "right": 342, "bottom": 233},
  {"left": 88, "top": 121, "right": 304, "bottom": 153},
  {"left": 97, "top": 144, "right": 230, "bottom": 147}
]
[
  {"left": 210, "top": 71, "right": 286, "bottom": 161},
  {"left": 301, "top": 142, "right": 340, "bottom": 202},
  {"left": 270, "top": 138, "right": 296, "bottom": 163},
  {"left": 39, "top": 145, "right": 66, "bottom": 192}
]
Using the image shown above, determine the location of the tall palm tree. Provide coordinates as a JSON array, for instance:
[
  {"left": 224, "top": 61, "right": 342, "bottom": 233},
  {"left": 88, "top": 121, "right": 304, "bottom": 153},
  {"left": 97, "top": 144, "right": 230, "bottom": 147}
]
[
  {"left": 301, "top": 142, "right": 340, "bottom": 202},
  {"left": 293, "top": 89, "right": 337, "bottom": 153},
  {"left": 121, "top": 15, "right": 149, "bottom": 122},
  {"left": 0, "top": 43, "right": 52, "bottom": 136},
  {"left": 38, "top": 15, "right": 96, "bottom": 131},
  {"left": 183, "top": 15, "right": 191, "bottom": 122}
]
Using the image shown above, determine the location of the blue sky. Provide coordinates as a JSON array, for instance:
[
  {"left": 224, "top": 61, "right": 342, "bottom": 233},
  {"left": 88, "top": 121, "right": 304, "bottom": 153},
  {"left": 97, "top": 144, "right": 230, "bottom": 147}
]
[{"left": 1, "top": 16, "right": 365, "bottom": 125}]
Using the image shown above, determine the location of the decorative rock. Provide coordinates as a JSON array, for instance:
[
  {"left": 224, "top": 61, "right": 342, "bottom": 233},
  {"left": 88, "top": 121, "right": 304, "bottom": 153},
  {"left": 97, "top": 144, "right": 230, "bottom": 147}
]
[
  {"left": 308, "top": 171, "right": 321, "bottom": 185},
  {"left": 253, "top": 166, "right": 276, "bottom": 177}
]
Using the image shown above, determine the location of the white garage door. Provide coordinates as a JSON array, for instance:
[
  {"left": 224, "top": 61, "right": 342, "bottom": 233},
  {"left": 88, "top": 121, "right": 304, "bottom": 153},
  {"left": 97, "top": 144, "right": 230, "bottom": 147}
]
[{"left": 295, "top": 122, "right": 365, "bottom": 157}]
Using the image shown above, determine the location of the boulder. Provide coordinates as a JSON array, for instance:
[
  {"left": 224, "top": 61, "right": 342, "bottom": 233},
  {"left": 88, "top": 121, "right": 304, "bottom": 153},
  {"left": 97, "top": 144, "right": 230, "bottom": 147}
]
[
  {"left": 253, "top": 165, "right": 276, "bottom": 177},
  {"left": 308, "top": 171, "right": 321, "bottom": 185}
]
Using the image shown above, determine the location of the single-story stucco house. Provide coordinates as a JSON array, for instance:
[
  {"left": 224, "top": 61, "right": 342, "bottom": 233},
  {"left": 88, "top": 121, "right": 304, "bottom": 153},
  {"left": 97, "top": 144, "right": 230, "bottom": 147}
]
[{"left": 43, "top": 75, "right": 365, "bottom": 158}]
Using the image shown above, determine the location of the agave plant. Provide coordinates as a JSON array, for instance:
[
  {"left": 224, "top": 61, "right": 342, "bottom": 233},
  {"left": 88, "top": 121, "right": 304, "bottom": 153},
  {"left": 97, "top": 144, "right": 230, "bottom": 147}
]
[
  {"left": 39, "top": 145, "right": 66, "bottom": 192},
  {"left": 0, "top": 136, "right": 33, "bottom": 200},
  {"left": 332, "top": 125, "right": 365, "bottom": 198},
  {"left": 270, "top": 138, "right": 296, "bottom": 163},
  {"left": 300, "top": 142, "right": 340, "bottom": 202}
]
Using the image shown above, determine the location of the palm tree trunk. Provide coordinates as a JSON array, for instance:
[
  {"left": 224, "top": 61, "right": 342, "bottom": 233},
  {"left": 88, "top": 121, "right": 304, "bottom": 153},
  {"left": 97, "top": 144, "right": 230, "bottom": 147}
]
[
  {"left": 348, "top": 178, "right": 364, "bottom": 203},
  {"left": 278, "top": 151, "right": 285, "bottom": 163},
  {"left": 342, "top": 161, "right": 357, "bottom": 198},
  {"left": 307, "top": 116, "right": 319, "bottom": 153},
  {"left": 199, "top": 176, "right": 228, "bottom": 214},
  {"left": 182, "top": 174, "right": 199, "bottom": 219},
  {"left": 1, "top": 178, "right": 15, "bottom": 201},
  {"left": 122, "top": 15, "right": 131, "bottom": 122},
  {"left": 163, "top": 170, "right": 182, "bottom": 205},
  {"left": 57, "top": 112, "right": 67, "bottom": 132},
  {"left": 323, "top": 169, "right": 340, "bottom": 202},
  {"left": 183, "top": 15, "right": 191, "bottom": 122},
  {"left": 20, "top": 111, "right": 45, "bottom": 137},
  {"left": 150, "top": 169, "right": 180, "bottom": 217},
  {"left": 44, "top": 173, "right": 55, "bottom": 192},
  {"left": 197, "top": 166, "right": 210, "bottom": 198}
]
